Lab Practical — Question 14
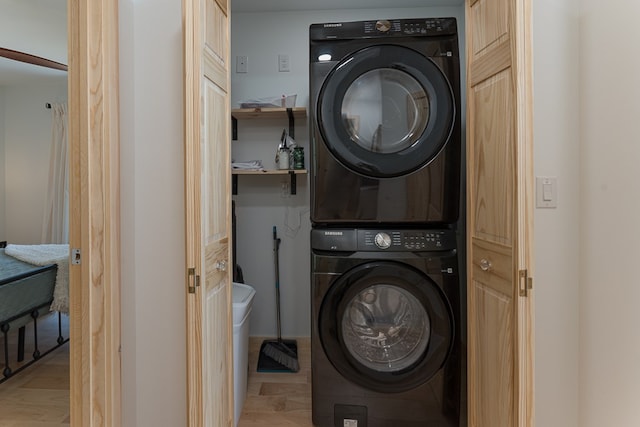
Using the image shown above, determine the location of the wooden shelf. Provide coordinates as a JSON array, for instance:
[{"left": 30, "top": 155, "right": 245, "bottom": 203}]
[
  {"left": 232, "top": 169, "right": 307, "bottom": 195},
  {"left": 231, "top": 107, "right": 307, "bottom": 195},
  {"left": 231, "top": 107, "right": 306, "bottom": 120},
  {"left": 232, "top": 169, "right": 307, "bottom": 175},
  {"left": 231, "top": 107, "right": 306, "bottom": 140}
]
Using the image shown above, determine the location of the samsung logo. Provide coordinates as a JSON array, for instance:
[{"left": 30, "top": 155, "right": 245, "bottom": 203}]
[
  {"left": 324, "top": 23, "right": 342, "bottom": 28},
  {"left": 324, "top": 231, "right": 343, "bottom": 236}
]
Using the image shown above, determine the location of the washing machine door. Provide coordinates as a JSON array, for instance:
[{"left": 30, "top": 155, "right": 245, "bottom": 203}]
[
  {"left": 319, "top": 260, "right": 453, "bottom": 393},
  {"left": 317, "top": 44, "right": 455, "bottom": 178}
]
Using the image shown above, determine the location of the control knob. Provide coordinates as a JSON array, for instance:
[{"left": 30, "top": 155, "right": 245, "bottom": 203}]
[
  {"left": 375, "top": 20, "right": 392, "bottom": 33},
  {"left": 374, "top": 232, "right": 392, "bottom": 249}
]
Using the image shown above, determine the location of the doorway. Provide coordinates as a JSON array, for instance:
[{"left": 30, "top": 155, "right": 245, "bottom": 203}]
[{"left": 0, "top": 1, "right": 70, "bottom": 423}]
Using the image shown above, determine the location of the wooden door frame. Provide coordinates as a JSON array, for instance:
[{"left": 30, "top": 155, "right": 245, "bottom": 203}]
[
  {"left": 68, "top": 0, "right": 121, "bottom": 425},
  {"left": 64, "top": 2, "right": 534, "bottom": 426}
]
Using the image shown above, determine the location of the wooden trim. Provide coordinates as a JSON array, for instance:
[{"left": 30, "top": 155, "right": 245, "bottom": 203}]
[
  {"left": 514, "top": 0, "right": 535, "bottom": 425},
  {"left": 0, "top": 47, "right": 68, "bottom": 71},
  {"left": 183, "top": 0, "right": 204, "bottom": 424},
  {"left": 68, "top": 0, "right": 122, "bottom": 425}
]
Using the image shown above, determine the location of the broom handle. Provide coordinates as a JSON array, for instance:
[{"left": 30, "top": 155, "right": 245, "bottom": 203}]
[{"left": 273, "top": 226, "right": 282, "bottom": 342}]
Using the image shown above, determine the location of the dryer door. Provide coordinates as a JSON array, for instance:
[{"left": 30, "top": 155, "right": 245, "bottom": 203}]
[
  {"left": 318, "top": 260, "right": 453, "bottom": 393},
  {"left": 317, "top": 45, "right": 455, "bottom": 178}
]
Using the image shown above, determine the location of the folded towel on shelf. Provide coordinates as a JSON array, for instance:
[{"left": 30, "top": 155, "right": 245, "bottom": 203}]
[{"left": 232, "top": 160, "right": 265, "bottom": 171}]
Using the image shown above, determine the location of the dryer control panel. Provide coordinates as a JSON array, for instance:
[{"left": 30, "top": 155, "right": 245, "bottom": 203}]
[
  {"left": 311, "top": 228, "right": 456, "bottom": 252},
  {"left": 310, "top": 17, "right": 458, "bottom": 40}
]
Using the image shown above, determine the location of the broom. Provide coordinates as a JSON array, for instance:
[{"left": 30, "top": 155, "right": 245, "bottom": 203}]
[{"left": 257, "top": 226, "right": 300, "bottom": 373}]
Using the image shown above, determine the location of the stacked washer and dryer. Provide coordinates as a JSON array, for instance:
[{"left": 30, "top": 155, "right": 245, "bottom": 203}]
[{"left": 309, "top": 18, "right": 466, "bottom": 427}]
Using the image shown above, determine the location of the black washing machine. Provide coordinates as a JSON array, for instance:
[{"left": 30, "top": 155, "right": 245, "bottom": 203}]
[
  {"left": 309, "top": 18, "right": 461, "bottom": 226},
  {"left": 311, "top": 227, "right": 466, "bottom": 427}
]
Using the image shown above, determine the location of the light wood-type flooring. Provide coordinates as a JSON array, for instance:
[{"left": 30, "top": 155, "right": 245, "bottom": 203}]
[
  {"left": 239, "top": 337, "right": 313, "bottom": 426},
  {"left": 0, "top": 313, "right": 70, "bottom": 426},
  {"left": 0, "top": 320, "right": 311, "bottom": 426}
]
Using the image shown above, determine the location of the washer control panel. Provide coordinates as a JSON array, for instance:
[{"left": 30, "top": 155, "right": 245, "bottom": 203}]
[
  {"left": 311, "top": 228, "right": 456, "bottom": 252},
  {"left": 360, "top": 230, "right": 455, "bottom": 251}
]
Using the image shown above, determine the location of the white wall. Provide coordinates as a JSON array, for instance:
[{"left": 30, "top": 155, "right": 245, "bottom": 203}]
[
  {"left": 0, "top": 81, "right": 67, "bottom": 244},
  {"left": 579, "top": 2, "right": 640, "bottom": 426},
  {"left": 0, "top": 0, "right": 66, "bottom": 65},
  {"left": 231, "top": 6, "right": 465, "bottom": 338},
  {"left": 532, "top": 1, "right": 580, "bottom": 426},
  {"left": 534, "top": 3, "right": 640, "bottom": 426},
  {"left": 119, "top": 0, "right": 186, "bottom": 426}
]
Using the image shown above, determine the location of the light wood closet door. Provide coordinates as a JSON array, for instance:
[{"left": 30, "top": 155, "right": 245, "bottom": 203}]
[
  {"left": 184, "top": 0, "right": 232, "bottom": 425},
  {"left": 466, "top": 0, "right": 534, "bottom": 426}
]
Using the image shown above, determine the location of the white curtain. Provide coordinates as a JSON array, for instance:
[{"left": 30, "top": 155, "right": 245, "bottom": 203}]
[{"left": 41, "top": 103, "right": 69, "bottom": 244}]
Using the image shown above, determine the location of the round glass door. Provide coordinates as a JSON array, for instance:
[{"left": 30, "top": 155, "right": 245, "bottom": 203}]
[
  {"left": 319, "top": 261, "right": 453, "bottom": 393},
  {"left": 318, "top": 45, "right": 455, "bottom": 178},
  {"left": 342, "top": 69, "right": 430, "bottom": 154},
  {"left": 342, "top": 284, "right": 431, "bottom": 372}
]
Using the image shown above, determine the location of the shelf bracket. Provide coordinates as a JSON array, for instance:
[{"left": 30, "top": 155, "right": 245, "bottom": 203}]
[
  {"left": 232, "top": 116, "right": 238, "bottom": 140},
  {"left": 289, "top": 170, "right": 297, "bottom": 195},
  {"left": 286, "top": 108, "right": 295, "bottom": 139}
]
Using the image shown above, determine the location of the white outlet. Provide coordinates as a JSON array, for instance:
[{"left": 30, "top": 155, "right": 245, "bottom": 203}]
[{"left": 236, "top": 55, "right": 248, "bottom": 73}]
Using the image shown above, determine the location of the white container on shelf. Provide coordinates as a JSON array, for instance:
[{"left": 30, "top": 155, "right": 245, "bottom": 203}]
[{"left": 232, "top": 282, "right": 256, "bottom": 426}]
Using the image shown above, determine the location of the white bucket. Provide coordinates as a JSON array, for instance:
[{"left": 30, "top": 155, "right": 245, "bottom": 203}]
[{"left": 232, "top": 282, "right": 256, "bottom": 426}]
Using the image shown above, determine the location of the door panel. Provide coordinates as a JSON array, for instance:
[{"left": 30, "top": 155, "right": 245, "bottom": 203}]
[
  {"left": 470, "top": 0, "right": 509, "bottom": 57},
  {"left": 470, "top": 236, "right": 515, "bottom": 425},
  {"left": 184, "top": 0, "right": 232, "bottom": 425},
  {"left": 470, "top": 70, "right": 514, "bottom": 245},
  {"left": 204, "top": 0, "right": 230, "bottom": 70},
  {"left": 473, "top": 280, "right": 514, "bottom": 426},
  {"left": 203, "top": 277, "right": 231, "bottom": 424},
  {"left": 466, "top": 0, "right": 534, "bottom": 425},
  {"left": 204, "top": 81, "right": 229, "bottom": 238}
]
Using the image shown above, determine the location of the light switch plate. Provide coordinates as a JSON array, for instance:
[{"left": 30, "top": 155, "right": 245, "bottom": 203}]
[
  {"left": 536, "top": 176, "right": 558, "bottom": 208},
  {"left": 236, "top": 55, "right": 248, "bottom": 73},
  {"left": 278, "top": 54, "right": 290, "bottom": 72}
]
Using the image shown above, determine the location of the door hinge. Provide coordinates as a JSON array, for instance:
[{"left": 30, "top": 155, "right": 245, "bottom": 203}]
[
  {"left": 519, "top": 269, "right": 533, "bottom": 297},
  {"left": 71, "top": 248, "right": 81, "bottom": 265},
  {"left": 187, "top": 267, "right": 200, "bottom": 294}
]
